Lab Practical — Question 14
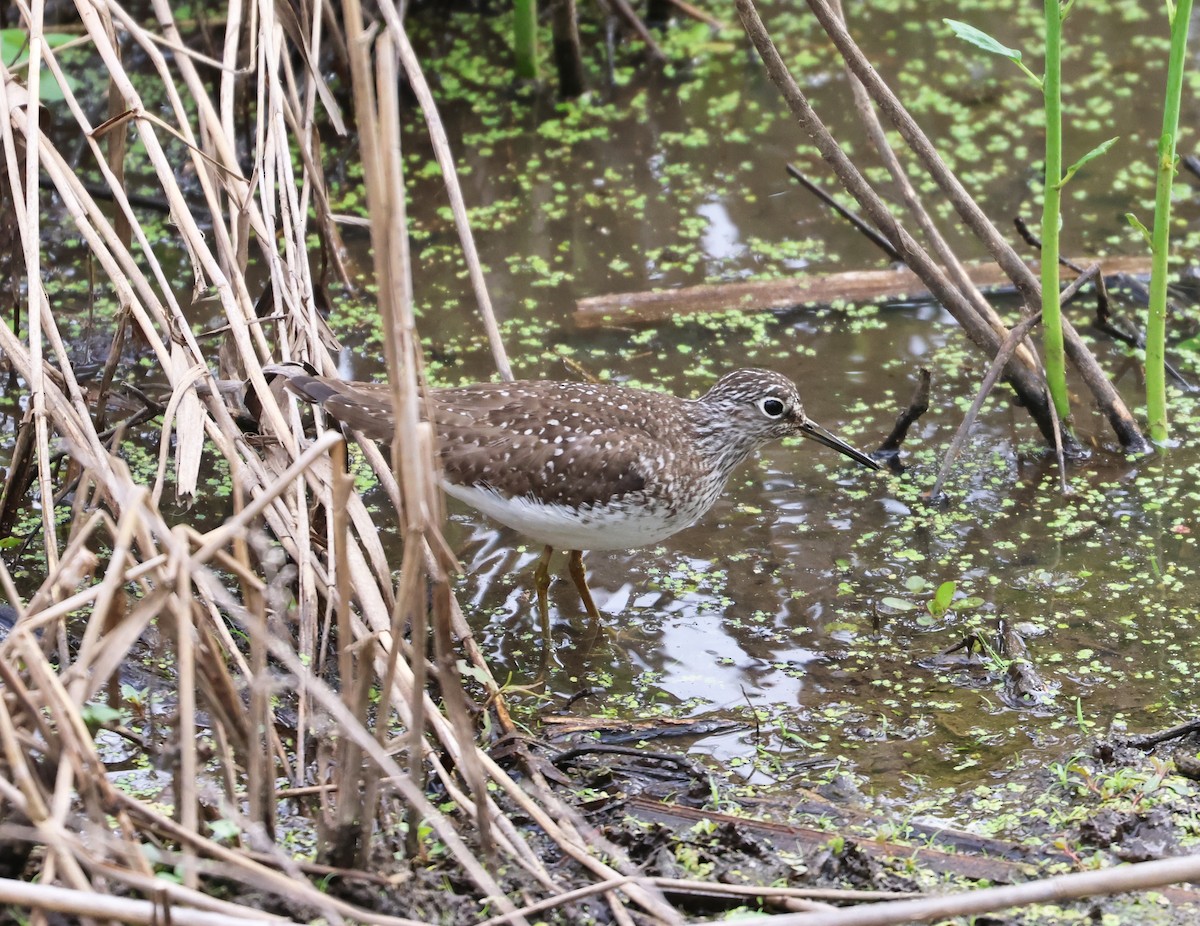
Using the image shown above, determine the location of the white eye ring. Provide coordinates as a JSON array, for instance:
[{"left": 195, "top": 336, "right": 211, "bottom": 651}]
[{"left": 759, "top": 397, "right": 787, "bottom": 418}]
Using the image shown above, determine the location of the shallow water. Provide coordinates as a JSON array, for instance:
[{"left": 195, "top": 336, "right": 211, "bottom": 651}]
[
  {"left": 7, "top": 0, "right": 1200, "bottom": 828},
  {"left": 425, "top": 304, "right": 1200, "bottom": 814},
  {"left": 375, "top": 0, "right": 1200, "bottom": 816}
]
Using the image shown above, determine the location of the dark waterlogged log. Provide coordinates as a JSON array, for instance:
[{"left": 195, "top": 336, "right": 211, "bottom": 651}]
[{"left": 573, "top": 255, "right": 1152, "bottom": 328}]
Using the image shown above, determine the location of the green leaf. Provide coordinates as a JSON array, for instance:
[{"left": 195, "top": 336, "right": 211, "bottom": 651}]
[
  {"left": 0, "top": 29, "right": 76, "bottom": 102},
  {"left": 881, "top": 596, "right": 918, "bottom": 612},
  {"left": 1125, "top": 212, "right": 1154, "bottom": 249},
  {"left": 1059, "top": 136, "right": 1119, "bottom": 187},
  {"left": 457, "top": 658, "right": 493, "bottom": 686},
  {"left": 926, "top": 578, "right": 955, "bottom": 614},
  {"left": 943, "top": 19, "right": 1021, "bottom": 58},
  {"left": 80, "top": 703, "right": 123, "bottom": 728},
  {"left": 208, "top": 818, "right": 241, "bottom": 842},
  {"left": 0, "top": 29, "right": 75, "bottom": 63},
  {"left": 929, "top": 580, "right": 957, "bottom": 617},
  {"left": 943, "top": 19, "right": 1042, "bottom": 87},
  {"left": 1, "top": 29, "right": 33, "bottom": 66}
]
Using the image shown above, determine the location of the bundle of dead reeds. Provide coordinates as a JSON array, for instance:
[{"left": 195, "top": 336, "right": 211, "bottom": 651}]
[{"left": 0, "top": 2, "right": 689, "bottom": 923}]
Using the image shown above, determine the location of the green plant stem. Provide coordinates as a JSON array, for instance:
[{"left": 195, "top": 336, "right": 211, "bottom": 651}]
[
  {"left": 1145, "top": 0, "right": 1194, "bottom": 444},
  {"left": 514, "top": 0, "right": 539, "bottom": 80},
  {"left": 1040, "top": 0, "right": 1069, "bottom": 425}
]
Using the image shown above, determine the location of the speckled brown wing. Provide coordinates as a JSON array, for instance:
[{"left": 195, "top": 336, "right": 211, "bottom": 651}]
[
  {"left": 273, "top": 370, "right": 685, "bottom": 509},
  {"left": 432, "top": 382, "right": 665, "bottom": 509},
  {"left": 272, "top": 370, "right": 399, "bottom": 441}
]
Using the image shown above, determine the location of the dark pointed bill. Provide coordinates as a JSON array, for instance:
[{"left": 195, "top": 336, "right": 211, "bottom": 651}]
[{"left": 799, "top": 419, "right": 881, "bottom": 470}]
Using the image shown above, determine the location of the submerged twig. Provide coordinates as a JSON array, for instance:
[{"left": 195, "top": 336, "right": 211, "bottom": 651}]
[
  {"left": 929, "top": 265, "right": 1103, "bottom": 500},
  {"left": 832, "top": 0, "right": 1042, "bottom": 376},
  {"left": 785, "top": 163, "right": 901, "bottom": 262},
  {"left": 664, "top": 0, "right": 724, "bottom": 29},
  {"left": 875, "top": 367, "right": 930, "bottom": 458},
  {"left": 1121, "top": 718, "right": 1200, "bottom": 749},
  {"left": 603, "top": 0, "right": 669, "bottom": 62},
  {"left": 928, "top": 309, "right": 1044, "bottom": 502}
]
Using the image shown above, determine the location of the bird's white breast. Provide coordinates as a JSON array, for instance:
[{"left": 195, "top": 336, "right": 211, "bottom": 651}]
[{"left": 442, "top": 480, "right": 711, "bottom": 551}]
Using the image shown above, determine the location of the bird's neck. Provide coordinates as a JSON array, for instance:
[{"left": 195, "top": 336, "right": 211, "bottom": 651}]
[{"left": 685, "top": 400, "right": 763, "bottom": 483}]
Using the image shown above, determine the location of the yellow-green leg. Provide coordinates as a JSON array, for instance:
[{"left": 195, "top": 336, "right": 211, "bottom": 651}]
[
  {"left": 533, "top": 545, "right": 554, "bottom": 652},
  {"left": 567, "top": 549, "right": 602, "bottom": 622}
]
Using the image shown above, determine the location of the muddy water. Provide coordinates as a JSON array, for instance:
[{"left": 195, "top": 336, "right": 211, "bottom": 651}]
[
  {"left": 7, "top": 0, "right": 1198, "bottom": 821},
  {"left": 425, "top": 305, "right": 1200, "bottom": 806},
  {"left": 371, "top": 0, "right": 1200, "bottom": 811}
]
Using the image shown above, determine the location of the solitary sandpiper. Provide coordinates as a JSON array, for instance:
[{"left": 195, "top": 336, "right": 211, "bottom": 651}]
[{"left": 270, "top": 366, "right": 880, "bottom": 623}]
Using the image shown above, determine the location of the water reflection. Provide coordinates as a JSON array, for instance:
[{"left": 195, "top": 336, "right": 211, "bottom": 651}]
[
  {"left": 428, "top": 292, "right": 1200, "bottom": 801},
  {"left": 696, "top": 200, "right": 744, "bottom": 262}
]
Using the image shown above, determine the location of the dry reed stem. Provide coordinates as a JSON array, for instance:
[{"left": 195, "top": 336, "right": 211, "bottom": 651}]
[
  {"left": 18, "top": 0, "right": 58, "bottom": 571},
  {"left": 709, "top": 853, "right": 1200, "bottom": 926},
  {"left": 0, "top": 877, "right": 288, "bottom": 926},
  {"left": 0, "top": 672, "right": 89, "bottom": 892},
  {"left": 172, "top": 527, "right": 200, "bottom": 889},
  {"left": 382, "top": 10, "right": 513, "bottom": 382},
  {"left": 259, "top": 627, "right": 522, "bottom": 920},
  {"left": 108, "top": 793, "right": 417, "bottom": 926},
  {"left": 0, "top": 0, "right": 719, "bottom": 922}
]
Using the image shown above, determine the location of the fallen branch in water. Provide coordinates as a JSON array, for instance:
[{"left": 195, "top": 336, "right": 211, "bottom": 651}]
[{"left": 573, "top": 256, "right": 1152, "bottom": 329}]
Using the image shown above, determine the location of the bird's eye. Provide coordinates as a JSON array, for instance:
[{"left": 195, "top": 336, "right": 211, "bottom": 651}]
[{"left": 760, "top": 397, "right": 786, "bottom": 418}]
